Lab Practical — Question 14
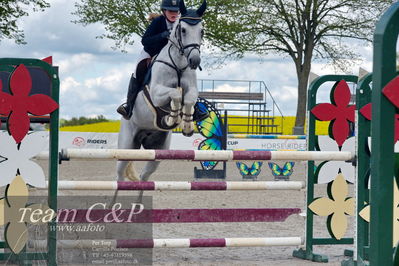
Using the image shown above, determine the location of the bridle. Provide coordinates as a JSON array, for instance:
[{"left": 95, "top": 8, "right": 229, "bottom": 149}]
[
  {"left": 153, "top": 17, "right": 203, "bottom": 87},
  {"left": 173, "top": 18, "right": 202, "bottom": 58}
]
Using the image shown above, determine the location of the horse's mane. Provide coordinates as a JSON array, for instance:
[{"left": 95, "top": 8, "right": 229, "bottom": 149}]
[{"left": 169, "top": 17, "right": 182, "bottom": 42}]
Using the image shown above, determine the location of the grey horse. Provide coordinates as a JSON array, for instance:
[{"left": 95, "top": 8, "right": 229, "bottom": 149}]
[{"left": 117, "top": 0, "right": 207, "bottom": 184}]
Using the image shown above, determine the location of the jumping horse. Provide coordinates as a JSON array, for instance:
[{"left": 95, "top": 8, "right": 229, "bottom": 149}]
[{"left": 117, "top": 0, "right": 207, "bottom": 185}]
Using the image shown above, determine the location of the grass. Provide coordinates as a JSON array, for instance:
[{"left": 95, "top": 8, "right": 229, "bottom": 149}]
[{"left": 59, "top": 116, "right": 330, "bottom": 135}]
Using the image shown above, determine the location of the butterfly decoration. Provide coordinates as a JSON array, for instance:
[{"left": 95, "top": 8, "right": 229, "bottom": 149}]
[
  {"left": 195, "top": 98, "right": 224, "bottom": 170},
  {"left": 236, "top": 161, "right": 263, "bottom": 179},
  {"left": 268, "top": 162, "right": 295, "bottom": 180}
]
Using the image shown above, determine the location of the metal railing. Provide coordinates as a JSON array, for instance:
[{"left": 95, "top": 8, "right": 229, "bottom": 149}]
[{"left": 196, "top": 79, "right": 285, "bottom": 134}]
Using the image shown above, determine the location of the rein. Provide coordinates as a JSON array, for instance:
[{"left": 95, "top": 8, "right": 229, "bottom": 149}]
[{"left": 154, "top": 45, "right": 189, "bottom": 87}]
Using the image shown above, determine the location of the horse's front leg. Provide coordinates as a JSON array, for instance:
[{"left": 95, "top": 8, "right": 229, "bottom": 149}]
[
  {"left": 181, "top": 90, "right": 197, "bottom": 137},
  {"left": 165, "top": 87, "right": 183, "bottom": 127},
  {"left": 151, "top": 85, "right": 183, "bottom": 127}
]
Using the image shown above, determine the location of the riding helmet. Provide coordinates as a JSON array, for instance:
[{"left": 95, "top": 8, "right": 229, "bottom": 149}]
[{"left": 161, "top": 0, "right": 180, "bottom": 11}]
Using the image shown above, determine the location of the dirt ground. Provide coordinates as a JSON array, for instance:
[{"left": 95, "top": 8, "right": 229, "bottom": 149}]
[{"left": 25, "top": 158, "right": 356, "bottom": 265}]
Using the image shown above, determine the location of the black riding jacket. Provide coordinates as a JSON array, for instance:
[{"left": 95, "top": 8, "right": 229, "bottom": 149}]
[{"left": 142, "top": 15, "right": 170, "bottom": 57}]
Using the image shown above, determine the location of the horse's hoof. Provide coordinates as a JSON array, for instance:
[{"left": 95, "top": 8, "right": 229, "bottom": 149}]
[
  {"left": 161, "top": 117, "right": 171, "bottom": 128},
  {"left": 126, "top": 175, "right": 140, "bottom": 181},
  {"left": 126, "top": 172, "right": 140, "bottom": 181},
  {"left": 183, "top": 130, "right": 194, "bottom": 137}
]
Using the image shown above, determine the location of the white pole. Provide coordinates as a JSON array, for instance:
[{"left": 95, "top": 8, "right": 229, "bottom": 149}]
[
  {"left": 42, "top": 181, "right": 305, "bottom": 191},
  {"left": 61, "top": 149, "right": 354, "bottom": 162}
]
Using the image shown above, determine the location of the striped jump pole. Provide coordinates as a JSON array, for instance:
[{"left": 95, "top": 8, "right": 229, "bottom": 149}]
[
  {"left": 60, "top": 149, "right": 354, "bottom": 162},
  {"left": 48, "top": 181, "right": 305, "bottom": 191},
  {"left": 228, "top": 134, "right": 306, "bottom": 139},
  {"left": 56, "top": 208, "right": 302, "bottom": 223},
  {"left": 232, "top": 149, "right": 306, "bottom": 151},
  {"left": 31, "top": 237, "right": 304, "bottom": 249}
]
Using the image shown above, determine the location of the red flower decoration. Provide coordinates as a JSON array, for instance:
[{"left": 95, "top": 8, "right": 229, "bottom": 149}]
[
  {"left": 0, "top": 80, "right": 11, "bottom": 116},
  {"left": 311, "top": 80, "right": 355, "bottom": 147},
  {"left": 359, "top": 103, "right": 372, "bottom": 120},
  {"left": 382, "top": 76, "right": 399, "bottom": 108},
  {"left": 360, "top": 103, "right": 399, "bottom": 143},
  {"left": 0, "top": 64, "right": 58, "bottom": 143}
]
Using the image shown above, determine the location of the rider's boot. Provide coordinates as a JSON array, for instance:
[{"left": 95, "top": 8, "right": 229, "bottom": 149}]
[
  {"left": 117, "top": 74, "right": 139, "bottom": 120},
  {"left": 192, "top": 101, "right": 210, "bottom": 122}
]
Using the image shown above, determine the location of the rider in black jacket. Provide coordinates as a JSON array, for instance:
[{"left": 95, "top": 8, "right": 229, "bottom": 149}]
[
  {"left": 141, "top": 15, "right": 170, "bottom": 58},
  {"left": 117, "top": 0, "right": 178, "bottom": 120},
  {"left": 117, "top": 0, "right": 208, "bottom": 122}
]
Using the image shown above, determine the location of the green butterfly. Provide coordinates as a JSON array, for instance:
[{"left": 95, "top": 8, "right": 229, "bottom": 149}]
[
  {"left": 268, "top": 162, "right": 295, "bottom": 177},
  {"left": 236, "top": 162, "right": 263, "bottom": 177}
]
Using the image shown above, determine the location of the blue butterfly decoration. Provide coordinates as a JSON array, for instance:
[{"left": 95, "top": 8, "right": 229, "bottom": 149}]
[
  {"left": 236, "top": 162, "right": 263, "bottom": 179},
  {"left": 268, "top": 162, "right": 295, "bottom": 180},
  {"left": 195, "top": 98, "right": 224, "bottom": 170}
]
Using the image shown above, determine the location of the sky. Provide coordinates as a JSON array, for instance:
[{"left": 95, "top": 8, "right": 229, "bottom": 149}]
[{"left": 0, "top": 0, "right": 379, "bottom": 120}]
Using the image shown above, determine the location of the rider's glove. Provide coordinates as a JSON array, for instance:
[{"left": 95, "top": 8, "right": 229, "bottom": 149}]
[{"left": 161, "top": 30, "right": 170, "bottom": 39}]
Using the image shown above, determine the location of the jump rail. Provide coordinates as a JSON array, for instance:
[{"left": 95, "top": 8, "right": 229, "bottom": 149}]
[
  {"left": 228, "top": 134, "right": 306, "bottom": 139},
  {"left": 55, "top": 208, "right": 302, "bottom": 223},
  {"left": 32, "top": 237, "right": 304, "bottom": 249},
  {"left": 60, "top": 149, "right": 354, "bottom": 162},
  {"left": 46, "top": 181, "right": 305, "bottom": 191}
]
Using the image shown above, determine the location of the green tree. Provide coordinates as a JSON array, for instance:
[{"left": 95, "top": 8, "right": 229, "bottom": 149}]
[
  {"left": 61, "top": 115, "right": 109, "bottom": 127},
  {"left": 0, "top": 0, "right": 50, "bottom": 44},
  {"left": 73, "top": 0, "right": 393, "bottom": 133},
  {"left": 73, "top": 0, "right": 158, "bottom": 50}
]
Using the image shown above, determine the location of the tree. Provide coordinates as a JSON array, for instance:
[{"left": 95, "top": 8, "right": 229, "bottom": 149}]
[
  {"left": 73, "top": 0, "right": 393, "bottom": 133},
  {"left": 73, "top": 0, "right": 158, "bottom": 50},
  {"left": 61, "top": 115, "right": 109, "bottom": 127},
  {"left": 0, "top": 0, "right": 50, "bottom": 44}
]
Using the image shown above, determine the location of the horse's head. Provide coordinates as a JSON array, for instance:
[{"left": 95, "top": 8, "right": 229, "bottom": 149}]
[{"left": 173, "top": 0, "right": 207, "bottom": 70}]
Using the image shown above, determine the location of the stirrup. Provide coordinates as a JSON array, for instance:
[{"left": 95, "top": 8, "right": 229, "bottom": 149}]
[{"left": 117, "top": 104, "right": 131, "bottom": 120}]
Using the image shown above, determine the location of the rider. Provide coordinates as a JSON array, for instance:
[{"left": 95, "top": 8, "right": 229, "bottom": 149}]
[{"left": 117, "top": 0, "right": 208, "bottom": 122}]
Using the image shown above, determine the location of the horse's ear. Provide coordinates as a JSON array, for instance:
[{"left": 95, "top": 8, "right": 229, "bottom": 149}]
[
  {"left": 197, "top": 0, "right": 207, "bottom": 17},
  {"left": 179, "top": 0, "right": 187, "bottom": 15}
]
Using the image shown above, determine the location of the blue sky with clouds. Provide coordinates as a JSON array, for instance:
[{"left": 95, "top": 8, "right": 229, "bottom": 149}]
[{"left": 1, "top": 0, "right": 379, "bottom": 120}]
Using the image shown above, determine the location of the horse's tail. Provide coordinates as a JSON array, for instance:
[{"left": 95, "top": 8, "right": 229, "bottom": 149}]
[{"left": 124, "top": 162, "right": 140, "bottom": 181}]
